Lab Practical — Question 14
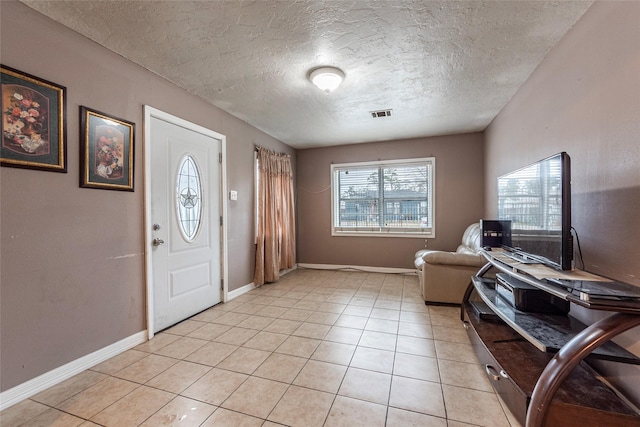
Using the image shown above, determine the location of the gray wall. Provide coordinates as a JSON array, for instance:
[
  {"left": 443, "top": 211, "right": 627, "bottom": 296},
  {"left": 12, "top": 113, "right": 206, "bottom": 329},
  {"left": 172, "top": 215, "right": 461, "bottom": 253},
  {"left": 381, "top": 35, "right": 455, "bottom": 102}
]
[
  {"left": 485, "top": 0, "right": 640, "bottom": 405},
  {"left": 297, "top": 133, "right": 484, "bottom": 269},
  {"left": 0, "top": 1, "right": 294, "bottom": 392}
]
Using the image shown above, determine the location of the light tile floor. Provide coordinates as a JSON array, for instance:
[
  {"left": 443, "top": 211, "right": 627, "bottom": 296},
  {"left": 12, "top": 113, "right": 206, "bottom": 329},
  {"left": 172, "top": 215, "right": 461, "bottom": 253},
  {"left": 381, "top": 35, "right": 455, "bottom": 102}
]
[{"left": 1, "top": 269, "right": 523, "bottom": 427}]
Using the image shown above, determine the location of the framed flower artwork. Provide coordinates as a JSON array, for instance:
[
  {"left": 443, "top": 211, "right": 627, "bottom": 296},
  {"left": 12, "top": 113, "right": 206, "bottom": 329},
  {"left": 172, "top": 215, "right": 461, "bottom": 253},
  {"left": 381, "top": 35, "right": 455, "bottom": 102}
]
[
  {"left": 80, "top": 106, "right": 135, "bottom": 191},
  {"left": 1, "top": 65, "right": 67, "bottom": 172}
]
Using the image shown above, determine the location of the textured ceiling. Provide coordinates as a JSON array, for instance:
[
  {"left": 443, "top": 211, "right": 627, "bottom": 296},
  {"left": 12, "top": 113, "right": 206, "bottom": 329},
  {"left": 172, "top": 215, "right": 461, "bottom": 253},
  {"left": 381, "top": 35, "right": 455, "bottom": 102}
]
[{"left": 22, "top": 0, "right": 593, "bottom": 149}]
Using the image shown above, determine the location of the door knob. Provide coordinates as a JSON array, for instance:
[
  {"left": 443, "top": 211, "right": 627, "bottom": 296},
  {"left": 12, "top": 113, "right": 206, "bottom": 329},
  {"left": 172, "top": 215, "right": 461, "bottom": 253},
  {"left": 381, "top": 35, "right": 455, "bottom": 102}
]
[{"left": 152, "top": 238, "right": 165, "bottom": 246}]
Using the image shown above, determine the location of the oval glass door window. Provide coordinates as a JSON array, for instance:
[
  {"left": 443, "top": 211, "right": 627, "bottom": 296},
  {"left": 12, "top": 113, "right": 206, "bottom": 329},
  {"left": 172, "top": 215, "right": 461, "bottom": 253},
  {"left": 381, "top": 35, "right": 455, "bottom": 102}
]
[{"left": 175, "top": 154, "right": 203, "bottom": 242}]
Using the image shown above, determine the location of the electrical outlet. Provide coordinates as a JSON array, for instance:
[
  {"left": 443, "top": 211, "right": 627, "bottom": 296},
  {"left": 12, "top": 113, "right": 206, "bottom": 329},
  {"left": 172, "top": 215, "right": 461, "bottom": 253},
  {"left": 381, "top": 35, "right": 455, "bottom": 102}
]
[{"left": 229, "top": 190, "right": 238, "bottom": 201}]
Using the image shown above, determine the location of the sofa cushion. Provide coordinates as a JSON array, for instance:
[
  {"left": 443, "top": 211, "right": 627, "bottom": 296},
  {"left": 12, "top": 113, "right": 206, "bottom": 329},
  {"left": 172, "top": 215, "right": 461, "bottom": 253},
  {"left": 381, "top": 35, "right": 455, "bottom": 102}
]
[
  {"left": 457, "top": 223, "right": 482, "bottom": 253},
  {"left": 415, "top": 249, "right": 430, "bottom": 259},
  {"left": 415, "top": 223, "right": 482, "bottom": 268},
  {"left": 421, "top": 250, "right": 484, "bottom": 267}
]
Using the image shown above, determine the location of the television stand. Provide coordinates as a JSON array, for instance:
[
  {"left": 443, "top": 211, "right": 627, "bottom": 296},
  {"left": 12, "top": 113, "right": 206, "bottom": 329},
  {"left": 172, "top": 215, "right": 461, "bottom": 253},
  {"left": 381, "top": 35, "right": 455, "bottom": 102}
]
[
  {"left": 502, "top": 251, "right": 541, "bottom": 264},
  {"left": 462, "top": 249, "right": 640, "bottom": 427}
]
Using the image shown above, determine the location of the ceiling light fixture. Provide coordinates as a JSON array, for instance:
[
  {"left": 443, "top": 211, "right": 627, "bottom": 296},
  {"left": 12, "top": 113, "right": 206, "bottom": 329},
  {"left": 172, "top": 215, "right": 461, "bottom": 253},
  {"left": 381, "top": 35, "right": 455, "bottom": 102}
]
[
  {"left": 309, "top": 66, "right": 345, "bottom": 93},
  {"left": 370, "top": 109, "right": 393, "bottom": 118}
]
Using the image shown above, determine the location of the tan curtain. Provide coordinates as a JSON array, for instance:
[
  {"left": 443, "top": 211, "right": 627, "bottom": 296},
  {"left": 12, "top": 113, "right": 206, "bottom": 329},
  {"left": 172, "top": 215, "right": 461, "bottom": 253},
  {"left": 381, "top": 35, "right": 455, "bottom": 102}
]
[{"left": 254, "top": 147, "right": 296, "bottom": 285}]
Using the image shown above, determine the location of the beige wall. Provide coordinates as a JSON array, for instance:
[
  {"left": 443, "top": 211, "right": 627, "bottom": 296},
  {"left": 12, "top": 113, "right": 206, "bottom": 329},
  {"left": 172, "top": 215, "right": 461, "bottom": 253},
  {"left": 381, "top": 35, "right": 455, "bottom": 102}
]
[
  {"left": 485, "top": 0, "right": 640, "bottom": 405},
  {"left": 297, "top": 133, "right": 484, "bottom": 269},
  {"left": 0, "top": 1, "right": 294, "bottom": 392},
  {"left": 3, "top": 0, "right": 639, "bottom": 409}
]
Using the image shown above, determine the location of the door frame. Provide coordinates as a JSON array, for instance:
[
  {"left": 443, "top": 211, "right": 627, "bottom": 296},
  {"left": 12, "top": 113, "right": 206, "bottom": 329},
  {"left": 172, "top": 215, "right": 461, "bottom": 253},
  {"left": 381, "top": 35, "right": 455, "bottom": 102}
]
[{"left": 143, "top": 105, "right": 228, "bottom": 339}]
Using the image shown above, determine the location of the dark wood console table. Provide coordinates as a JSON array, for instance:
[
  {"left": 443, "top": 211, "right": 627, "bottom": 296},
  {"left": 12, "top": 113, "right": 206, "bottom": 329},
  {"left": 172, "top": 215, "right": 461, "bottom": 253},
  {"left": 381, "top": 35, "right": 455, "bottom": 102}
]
[{"left": 462, "top": 249, "right": 640, "bottom": 427}]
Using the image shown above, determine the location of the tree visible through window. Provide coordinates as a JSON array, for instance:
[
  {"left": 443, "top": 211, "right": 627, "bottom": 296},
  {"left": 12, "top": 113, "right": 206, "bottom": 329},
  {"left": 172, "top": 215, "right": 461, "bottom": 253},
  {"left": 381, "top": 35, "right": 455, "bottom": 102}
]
[{"left": 331, "top": 158, "right": 435, "bottom": 237}]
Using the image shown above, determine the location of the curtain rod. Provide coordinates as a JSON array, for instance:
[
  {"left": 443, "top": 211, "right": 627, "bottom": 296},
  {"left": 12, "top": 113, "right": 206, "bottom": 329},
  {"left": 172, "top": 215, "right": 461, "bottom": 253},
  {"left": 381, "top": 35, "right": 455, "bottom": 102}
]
[{"left": 255, "top": 145, "right": 290, "bottom": 157}]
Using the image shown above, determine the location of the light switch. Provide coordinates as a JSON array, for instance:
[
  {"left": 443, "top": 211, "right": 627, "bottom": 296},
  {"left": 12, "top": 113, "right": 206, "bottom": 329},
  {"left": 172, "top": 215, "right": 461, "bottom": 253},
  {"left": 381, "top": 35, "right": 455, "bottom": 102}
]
[{"left": 229, "top": 190, "right": 238, "bottom": 201}]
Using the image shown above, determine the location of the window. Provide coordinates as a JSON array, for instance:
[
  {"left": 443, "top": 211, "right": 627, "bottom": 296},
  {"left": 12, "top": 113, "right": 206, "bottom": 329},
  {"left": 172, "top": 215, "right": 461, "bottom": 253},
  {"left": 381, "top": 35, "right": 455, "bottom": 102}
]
[
  {"left": 331, "top": 158, "right": 435, "bottom": 237},
  {"left": 175, "top": 154, "right": 203, "bottom": 242}
]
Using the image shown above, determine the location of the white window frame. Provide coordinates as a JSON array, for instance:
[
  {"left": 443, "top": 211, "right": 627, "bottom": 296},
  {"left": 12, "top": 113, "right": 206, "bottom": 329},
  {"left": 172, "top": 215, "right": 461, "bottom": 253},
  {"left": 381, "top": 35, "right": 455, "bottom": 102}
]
[{"left": 331, "top": 157, "right": 436, "bottom": 238}]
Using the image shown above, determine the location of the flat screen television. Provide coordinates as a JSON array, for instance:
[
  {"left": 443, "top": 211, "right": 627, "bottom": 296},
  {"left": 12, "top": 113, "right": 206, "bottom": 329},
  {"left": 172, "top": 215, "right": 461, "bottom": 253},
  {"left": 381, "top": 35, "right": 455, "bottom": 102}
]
[{"left": 497, "top": 152, "right": 573, "bottom": 270}]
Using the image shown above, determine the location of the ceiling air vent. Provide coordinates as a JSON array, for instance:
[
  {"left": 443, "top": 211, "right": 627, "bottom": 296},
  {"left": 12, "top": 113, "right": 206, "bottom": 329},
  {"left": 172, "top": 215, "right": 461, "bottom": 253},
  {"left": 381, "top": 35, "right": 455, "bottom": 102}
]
[{"left": 370, "top": 109, "right": 393, "bottom": 118}]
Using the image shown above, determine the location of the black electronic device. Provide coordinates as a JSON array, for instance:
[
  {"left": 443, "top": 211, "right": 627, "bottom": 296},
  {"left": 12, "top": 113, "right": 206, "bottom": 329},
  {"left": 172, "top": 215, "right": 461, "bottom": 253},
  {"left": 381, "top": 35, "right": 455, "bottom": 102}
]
[
  {"left": 480, "top": 219, "right": 512, "bottom": 248},
  {"left": 496, "top": 273, "right": 570, "bottom": 315},
  {"left": 497, "top": 152, "right": 573, "bottom": 270}
]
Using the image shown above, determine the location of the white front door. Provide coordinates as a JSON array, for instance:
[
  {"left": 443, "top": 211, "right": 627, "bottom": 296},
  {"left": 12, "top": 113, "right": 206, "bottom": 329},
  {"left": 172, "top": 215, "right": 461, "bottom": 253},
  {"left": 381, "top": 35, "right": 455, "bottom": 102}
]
[{"left": 146, "top": 109, "right": 223, "bottom": 333}]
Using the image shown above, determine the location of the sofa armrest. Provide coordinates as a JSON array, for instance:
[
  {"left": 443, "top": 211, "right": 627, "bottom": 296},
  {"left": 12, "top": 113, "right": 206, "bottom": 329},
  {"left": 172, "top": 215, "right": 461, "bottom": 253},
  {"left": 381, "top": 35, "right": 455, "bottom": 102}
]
[{"left": 421, "top": 251, "right": 485, "bottom": 268}]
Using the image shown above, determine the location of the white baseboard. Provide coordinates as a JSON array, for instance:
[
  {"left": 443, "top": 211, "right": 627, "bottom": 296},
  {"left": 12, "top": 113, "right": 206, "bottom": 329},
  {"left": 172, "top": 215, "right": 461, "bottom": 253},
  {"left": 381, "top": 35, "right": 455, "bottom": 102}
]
[
  {"left": 297, "top": 263, "right": 416, "bottom": 275},
  {"left": 0, "top": 331, "right": 147, "bottom": 411},
  {"left": 227, "top": 282, "right": 256, "bottom": 301},
  {"left": 280, "top": 265, "right": 297, "bottom": 276},
  {"left": 226, "top": 266, "right": 297, "bottom": 301}
]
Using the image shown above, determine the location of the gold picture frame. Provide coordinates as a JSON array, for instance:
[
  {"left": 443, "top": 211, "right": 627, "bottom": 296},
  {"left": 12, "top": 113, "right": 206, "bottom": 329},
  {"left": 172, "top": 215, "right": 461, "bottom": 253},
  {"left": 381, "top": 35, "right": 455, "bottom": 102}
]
[
  {"left": 1, "top": 65, "right": 67, "bottom": 172},
  {"left": 80, "top": 106, "right": 135, "bottom": 191}
]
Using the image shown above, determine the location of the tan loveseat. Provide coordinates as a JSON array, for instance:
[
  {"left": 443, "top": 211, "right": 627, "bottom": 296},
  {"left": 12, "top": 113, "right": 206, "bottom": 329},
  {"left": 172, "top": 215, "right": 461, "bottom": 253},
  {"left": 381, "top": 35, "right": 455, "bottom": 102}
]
[{"left": 414, "top": 223, "right": 486, "bottom": 305}]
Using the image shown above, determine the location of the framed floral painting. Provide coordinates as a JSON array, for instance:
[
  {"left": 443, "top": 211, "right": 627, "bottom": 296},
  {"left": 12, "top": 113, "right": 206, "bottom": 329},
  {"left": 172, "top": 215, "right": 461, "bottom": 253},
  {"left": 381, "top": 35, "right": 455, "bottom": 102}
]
[
  {"left": 80, "top": 106, "right": 135, "bottom": 191},
  {"left": 1, "top": 65, "right": 67, "bottom": 172}
]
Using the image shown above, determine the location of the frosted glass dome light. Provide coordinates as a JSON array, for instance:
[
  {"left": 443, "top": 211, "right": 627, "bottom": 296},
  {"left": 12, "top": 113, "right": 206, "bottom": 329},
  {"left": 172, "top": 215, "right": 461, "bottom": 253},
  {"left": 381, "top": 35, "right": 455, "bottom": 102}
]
[{"left": 309, "top": 66, "right": 345, "bottom": 93}]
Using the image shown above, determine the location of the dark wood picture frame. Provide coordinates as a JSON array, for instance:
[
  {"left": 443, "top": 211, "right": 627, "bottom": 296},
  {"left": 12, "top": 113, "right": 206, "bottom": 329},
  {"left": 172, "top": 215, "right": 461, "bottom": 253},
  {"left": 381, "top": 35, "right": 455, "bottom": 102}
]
[
  {"left": 1, "top": 65, "right": 67, "bottom": 172},
  {"left": 80, "top": 106, "right": 135, "bottom": 191}
]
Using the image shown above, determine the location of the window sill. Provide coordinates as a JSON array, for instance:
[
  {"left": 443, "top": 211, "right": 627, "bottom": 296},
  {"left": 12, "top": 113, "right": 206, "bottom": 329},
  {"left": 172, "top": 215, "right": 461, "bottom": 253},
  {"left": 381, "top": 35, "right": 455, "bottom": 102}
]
[{"left": 331, "top": 230, "right": 435, "bottom": 239}]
